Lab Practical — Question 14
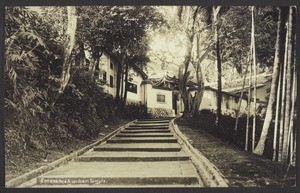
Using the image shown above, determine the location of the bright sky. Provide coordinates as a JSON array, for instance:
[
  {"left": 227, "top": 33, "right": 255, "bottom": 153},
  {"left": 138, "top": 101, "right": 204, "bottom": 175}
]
[{"left": 146, "top": 6, "right": 187, "bottom": 76}]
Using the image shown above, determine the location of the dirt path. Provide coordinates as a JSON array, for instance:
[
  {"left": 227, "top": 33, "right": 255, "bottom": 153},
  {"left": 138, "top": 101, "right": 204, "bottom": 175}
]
[{"left": 176, "top": 118, "right": 296, "bottom": 187}]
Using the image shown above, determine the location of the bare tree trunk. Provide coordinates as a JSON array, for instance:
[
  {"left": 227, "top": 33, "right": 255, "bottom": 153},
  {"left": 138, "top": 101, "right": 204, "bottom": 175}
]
[
  {"left": 178, "top": 33, "right": 193, "bottom": 118},
  {"left": 273, "top": 62, "right": 282, "bottom": 161},
  {"left": 120, "top": 67, "right": 124, "bottom": 104},
  {"left": 251, "top": 6, "right": 257, "bottom": 152},
  {"left": 291, "top": 133, "right": 296, "bottom": 166},
  {"left": 253, "top": 7, "right": 288, "bottom": 155},
  {"left": 290, "top": 43, "right": 297, "bottom": 166},
  {"left": 75, "top": 41, "right": 86, "bottom": 68},
  {"left": 59, "top": 6, "right": 77, "bottom": 93},
  {"left": 234, "top": 42, "right": 252, "bottom": 135},
  {"left": 115, "top": 59, "right": 122, "bottom": 104},
  {"left": 190, "top": 35, "right": 212, "bottom": 117},
  {"left": 245, "top": 52, "right": 252, "bottom": 151},
  {"left": 288, "top": 65, "right": 296, "bottom": 164},
  {"left": 278, "top": 17, "right": 289, "bottom": 162},
  {"left": 122, "top": 62, "right": 129, "bottom": 109},
  {"left": 282, "top": 6, "right": 294, "bottom": 162},
  {"left": 214, "top": 6, "right": 222, "bottom": 129}
]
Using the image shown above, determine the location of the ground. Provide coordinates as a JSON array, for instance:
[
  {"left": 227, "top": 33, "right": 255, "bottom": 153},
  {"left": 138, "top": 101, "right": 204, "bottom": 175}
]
[
  {"left": 6, "top": 114, "right": 296, "bottom": 187},
  {"left": 176, "top": 114, "right": 296, "bottom": 187},
  {"left": 5, "top": 119, "right": 130, "bottom": 182}
]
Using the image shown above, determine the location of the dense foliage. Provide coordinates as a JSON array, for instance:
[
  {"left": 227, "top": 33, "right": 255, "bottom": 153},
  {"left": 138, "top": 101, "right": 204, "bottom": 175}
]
[{"left": 4, "top": 6, "right": 150, "bottom": 174}]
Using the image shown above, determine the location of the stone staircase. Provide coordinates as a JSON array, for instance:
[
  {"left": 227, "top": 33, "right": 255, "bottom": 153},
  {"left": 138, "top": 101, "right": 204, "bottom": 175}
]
[{"left": 32, "top": 119, "right": 203, "bottom": 187}]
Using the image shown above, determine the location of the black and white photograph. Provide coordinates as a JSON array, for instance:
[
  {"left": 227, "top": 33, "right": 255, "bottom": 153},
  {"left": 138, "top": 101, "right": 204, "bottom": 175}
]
[{"left": 2, "top": 1, "right": 298, "bottom": 190}]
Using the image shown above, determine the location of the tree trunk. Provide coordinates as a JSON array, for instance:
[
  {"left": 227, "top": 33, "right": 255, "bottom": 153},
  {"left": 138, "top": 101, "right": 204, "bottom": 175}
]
[
  {"left": 234, "top": 42, "right": 252, "bottom": 135},
  {"left": 288, "top": 63, "right": 296, "bottom": 164},
  {"left": 94, "top": 49, "right": 101, "bottom": 79},
  {"left": 289, "top": 35, "right": 296, "bottom": 165},
  {"left": 282, "top": 6, "right": 294, "bottom": 162},
  {"left": 75, "top": 41, "right": 86, "bottom": 68},
  {"left": 214, "top": 7, "right": 222, "bottom": 129},
  {"left": 59, "top": 6, "right": 77, "bottom": 93},
  {"left": 120, "top": 66, "right": 125, "bottom": 103},
  {"left": 177, "top": 7, "right": 207, "bottom": 118},
  {"left": 253, "top": 7, "right": 288, "bottom": 155},
  {"left": 245, "top": 51, "right": 252, "bottom": 151},
  {"left": 278, "top": 14, "right": 290, "bottom": 162},
  {"left": 273, "top": 61, "right": 282, "bottom": 161},
  {"left": 122, "top": 62, "right": 129, "bottom": 109},
  {"left": 251, "top": 6, "right": 257, "bottom": 152},
  {"left": 178, "top": 32, "right": 194, "bottom": 118},
  {"left": 115, "top": 59, "right": 123, "bottom": 104},
  {"left": 190, "top": 35, "right": 211, "bottom": 117}
]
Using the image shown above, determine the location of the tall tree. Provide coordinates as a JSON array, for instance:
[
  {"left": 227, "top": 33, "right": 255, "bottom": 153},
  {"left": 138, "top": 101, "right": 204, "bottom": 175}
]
[
  {"left": 272, "top": 59, "right": 282, "bottom": 161},
  {"left": 246, "top": 47, "right": 252, "bottom": 151},
  {"left": 58, "top": 6, "right": 77, "bottom": 93},
  {"left": 76, "top": 6, "right": 163, "bottom": 107},
  {"left": 251, "top": 6, "right": 257, "bottom": 152},
  {"left": 214, "top": 6, "right": 222, "bottom": 129},
  {"left": 282, "top": 6, "right": 295, "bottom": 162},
  {"left": 277, "top": 10, "right": 290, "bottom": 162},
  {"left": 253, "top": 7, "right": 288, "bottom": 155},
  {"left": 176, "top": 6, "right": 214, "bottom": 118}
]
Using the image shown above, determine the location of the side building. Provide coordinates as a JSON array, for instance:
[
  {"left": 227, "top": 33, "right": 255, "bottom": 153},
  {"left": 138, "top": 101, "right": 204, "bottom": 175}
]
[{"left": 91, "top": 53, "right": 258, "bottom": 118}]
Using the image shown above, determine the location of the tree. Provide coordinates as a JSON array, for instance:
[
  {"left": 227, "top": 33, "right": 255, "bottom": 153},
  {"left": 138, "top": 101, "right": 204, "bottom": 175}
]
[
  {"left": 253, "top": 7, "right": 289, "bottom": 155},
  {"left": 113, "top": 6, "right": 163, "bottom": 107},
  {"left": 251, "top": 6, "right": 257, "bottom": 152},
  {"left": 272, "top": 58, "right": 282, "bottom": 161},
  {"left": 75, "top": 6, "right": 163, "bottom": 107},
  {"left": 281, "top": 6, "right": 295, "bottom": 162},
  {"left": 213, "top": 6, "right": 222, "bottom": 129},
  {"left": 5, "top": 7, "right": 55, "bottom": 114},
  {"left": 58, "top": 6, "right": 77, "bottom": 93},
  {"left": 176, "top": 6, "right": 210, "bottom": 118}
]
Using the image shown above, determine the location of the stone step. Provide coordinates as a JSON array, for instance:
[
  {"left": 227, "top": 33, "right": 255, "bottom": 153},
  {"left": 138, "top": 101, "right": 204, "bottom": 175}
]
[
  {"left": 133, "top": 122, "right": 169, "bottom": 126},
  {"left": 120, "top": 129, "right": 171, "bottom": 133},
  {"left": 94, "top": 143, "right": 181, "bottom": 152},
  {"left": 131, "top": 125, "right": 169, "bottom": 128},
  {"left": 107, "top": 137, "right": 178, "bottom": 143},
  {"left": 74, "top": 151, "right": 190, "bottom": 162},
  {"left": 116, "top": 133, "right": 174, "bottom": 137},
  {"left": 134, "top": 121, "right": 170, "bottom": 125},
  {"left": 132, "top": 124, "right": 169, "bottom": 127},
  {"left": 125, "top": 126, "right": 169, "bottom": 130},
  {"left": 36, "top": 161, "right": 199, "bottom": 186},
  {"left": 137, "top": 119, "right": 170, "bottom": 122}
]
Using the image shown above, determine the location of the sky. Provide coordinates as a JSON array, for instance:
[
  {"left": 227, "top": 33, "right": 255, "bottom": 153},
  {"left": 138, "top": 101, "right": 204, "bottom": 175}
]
[{"left": 146, "top": 6, "right": 187, "bottom": 77}]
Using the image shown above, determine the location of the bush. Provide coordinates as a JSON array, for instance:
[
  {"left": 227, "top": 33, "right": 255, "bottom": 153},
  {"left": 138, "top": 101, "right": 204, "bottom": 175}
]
[{"left": 124, "top": 103, "right": 147, "bottom": 119}]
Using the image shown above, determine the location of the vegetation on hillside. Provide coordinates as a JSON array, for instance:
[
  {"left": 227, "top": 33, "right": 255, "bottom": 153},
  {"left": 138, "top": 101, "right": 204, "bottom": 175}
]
[{"left": 4, "top": 6, "right": 155, "bottom": 179}]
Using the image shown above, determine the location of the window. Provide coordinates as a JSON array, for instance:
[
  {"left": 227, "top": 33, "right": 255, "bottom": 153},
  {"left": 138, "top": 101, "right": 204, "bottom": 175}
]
[
  {"left": 103, "top": 71, "right": 107, "bottom": 81},
  {"left": 157, "top": 94, "right": 166, "bottom": 103},
  {"left": 127, "top": 82, "right": 137, "bottom": 93},
  {"left": 110, "top": 62, "right": 113, "bottom": 69},
  {"left": 110, "top": 75, "right": 114, "bottom": 87}
]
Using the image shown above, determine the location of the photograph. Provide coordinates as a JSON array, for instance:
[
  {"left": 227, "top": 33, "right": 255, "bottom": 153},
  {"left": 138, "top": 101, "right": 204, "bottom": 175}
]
[{"left": 2, "top": 2, "right": 298, "bottom": 190}]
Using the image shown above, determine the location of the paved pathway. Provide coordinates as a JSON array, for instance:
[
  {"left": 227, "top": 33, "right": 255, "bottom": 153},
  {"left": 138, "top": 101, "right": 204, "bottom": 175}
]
[{"left": 26, "top": 119, "right": 203, "bottom": 187}]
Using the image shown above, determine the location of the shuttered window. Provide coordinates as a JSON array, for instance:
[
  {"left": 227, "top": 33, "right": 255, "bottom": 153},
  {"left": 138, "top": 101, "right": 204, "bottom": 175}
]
[
  {"left": 110, "top": 75, "right": 114, "bottom": 87},
  {"left": 127, "top": 82, "right": 137, "bottom": 93},
  {"left": 157, "top": 94, "right": 166, "bottom": 102}
]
